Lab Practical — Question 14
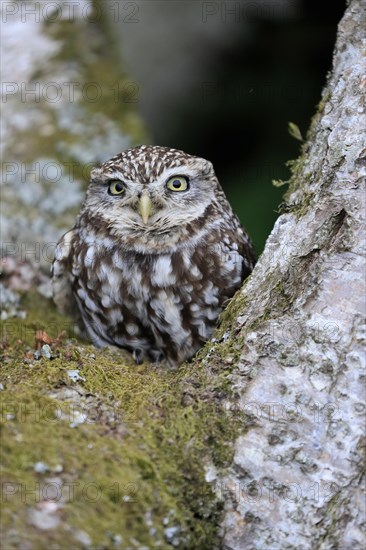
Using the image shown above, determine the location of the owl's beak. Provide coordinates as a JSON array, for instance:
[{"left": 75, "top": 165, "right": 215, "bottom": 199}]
[{"left": 138, "top": 192, "right": 153, "bottom": 224}]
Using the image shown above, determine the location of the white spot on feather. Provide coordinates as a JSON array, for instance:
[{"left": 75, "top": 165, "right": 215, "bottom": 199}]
[
  {"left": 150, "top": 291, "right": 190, "bottom": 345},
  {"left": 55, "top": 230, "right": 74, "bottom": 261},
  {"left": 77, "top": 288, "right": 86, "bottom": 300},
  {"left": 190, "top": 265, "right": 202, "bottom": 279},
  {"left": 84, "top": 295, "right": 98, "bottom": 312},
  {"left": 108, "top": 308, "right": 123, "bottom": 324},
  {"left": 85, "top": 245, "right": 95, "bottom": 266},
  {"left": 182, "top": 250, "right": 192, "bottom": 269},
  {"left": 151, "top": 256, "right": 176, "bottom": 287},
  {"left": 113, "top": 251, "right": 125, "bottom": 269},
  {"left": 203, "top": 281, "right": 219, "bottom": 306},
  {"left": 101, "top": 295, "right": 113, "bottom": 308},
  {"left": 126, "top": 323, "right": 139, "bottom": 335}
]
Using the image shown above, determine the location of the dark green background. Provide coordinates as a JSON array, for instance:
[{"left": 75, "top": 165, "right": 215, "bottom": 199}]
[{"left": 145, "top": 1, "right": 346, "bottom": 254}]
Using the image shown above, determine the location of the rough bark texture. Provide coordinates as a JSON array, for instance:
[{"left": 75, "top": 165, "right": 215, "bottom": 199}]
[{"left": 214, "top": 1, "right": 365, "bottom": 547}]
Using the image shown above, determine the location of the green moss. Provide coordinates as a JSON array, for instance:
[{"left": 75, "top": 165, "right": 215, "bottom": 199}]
[
  {"left": 316, "top": 91, "right": 332, "bottom": 118},
  {"left": 1, "top": 392, "right": 174, "bottom": 547},
  {"left": 1, "top": 292, "right": 240, "bottom": 548}
]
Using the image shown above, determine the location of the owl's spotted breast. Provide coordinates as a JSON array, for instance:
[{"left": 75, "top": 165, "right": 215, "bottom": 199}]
[{"left": 52, "top": 145, "right": 255, "bottom": 366}]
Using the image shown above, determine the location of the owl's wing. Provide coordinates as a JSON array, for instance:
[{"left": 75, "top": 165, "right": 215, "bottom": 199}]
[
  {"left": 238, "top": 228, "right": 256, "bottom": 277},
  {"left": 51, "top": 229, "right": 79, "bottom": 319},
  {"left": 215, "top": 218, "right": 255, "bottom": 308}
]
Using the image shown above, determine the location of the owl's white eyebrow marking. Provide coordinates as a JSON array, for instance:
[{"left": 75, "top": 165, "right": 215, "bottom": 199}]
[
  {"left": 149, "top": 166, "right": 196, "bottom": 188},
  {"left": 106, "top": 171, "right": 128, "bottom": 182}
]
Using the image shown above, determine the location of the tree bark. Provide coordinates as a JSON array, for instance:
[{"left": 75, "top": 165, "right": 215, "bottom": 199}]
[{"left": 207, "top": 1, "right": 366, "bottom": 548}]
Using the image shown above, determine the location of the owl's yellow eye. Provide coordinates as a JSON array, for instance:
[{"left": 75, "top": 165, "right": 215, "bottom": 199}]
[
  {"left": 166, "top": 176, "right": 189, "bottom": 192},
  {"left": 108, "top": 181, "right": 125, "bottom": 195}
]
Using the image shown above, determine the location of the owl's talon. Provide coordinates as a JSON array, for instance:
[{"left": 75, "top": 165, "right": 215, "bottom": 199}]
[{"left": 133, "top": 348, "right": 143, "bottom": 365}]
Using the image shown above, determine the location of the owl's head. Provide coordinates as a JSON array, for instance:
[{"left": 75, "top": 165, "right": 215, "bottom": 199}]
[{"left": 83, "top": 146, "right": 222, "bottom": 245}]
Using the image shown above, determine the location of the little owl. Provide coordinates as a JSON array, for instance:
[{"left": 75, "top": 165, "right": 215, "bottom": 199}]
[{"left": 52, "top": 145, "right": 255, "bottom": 365}]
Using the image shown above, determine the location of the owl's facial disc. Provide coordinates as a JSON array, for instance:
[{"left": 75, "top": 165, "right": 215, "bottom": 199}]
[{"left": 138, "top": 191, "right": 153, "bottom": 224}]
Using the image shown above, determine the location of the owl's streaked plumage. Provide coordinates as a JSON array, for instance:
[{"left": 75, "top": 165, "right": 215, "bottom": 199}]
[{"left": 52, "top": 145, "right": 255, "bottom": 365}]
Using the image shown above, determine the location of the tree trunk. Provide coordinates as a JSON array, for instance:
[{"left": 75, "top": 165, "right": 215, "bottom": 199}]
[{"left": 209, "top": 1, "right": 365, "bottom": 548}]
